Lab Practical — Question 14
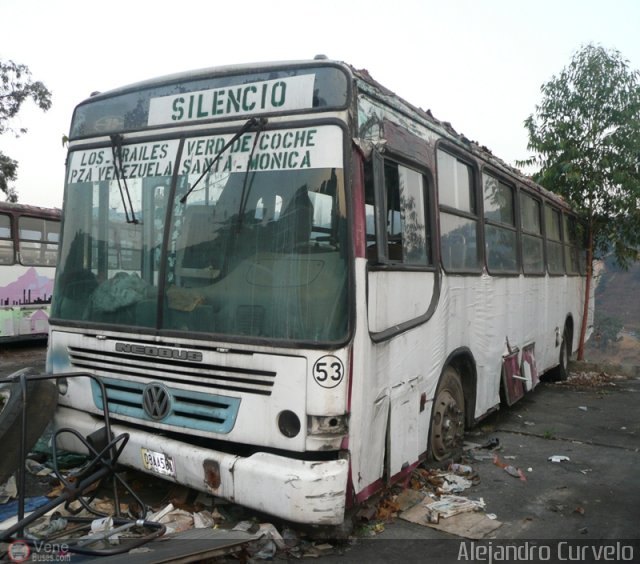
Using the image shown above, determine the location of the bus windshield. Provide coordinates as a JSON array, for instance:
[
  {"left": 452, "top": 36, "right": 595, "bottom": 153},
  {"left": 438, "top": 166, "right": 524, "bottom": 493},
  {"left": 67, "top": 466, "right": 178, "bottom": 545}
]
[{"left": 52, "top": 124, "right": 348, "bottom": 343}]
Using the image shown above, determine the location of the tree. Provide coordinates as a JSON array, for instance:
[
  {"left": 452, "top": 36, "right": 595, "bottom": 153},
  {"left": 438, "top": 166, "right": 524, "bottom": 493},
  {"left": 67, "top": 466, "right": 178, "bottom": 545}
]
[
  {"left": 0, "top": 59, "right": 52, "bottom": 201},
  {"left": 521, "top": 44, "right": 640, "bottom": 360},
  {"left": 593, "top": 315, "right": 623, "bottom": 351}
]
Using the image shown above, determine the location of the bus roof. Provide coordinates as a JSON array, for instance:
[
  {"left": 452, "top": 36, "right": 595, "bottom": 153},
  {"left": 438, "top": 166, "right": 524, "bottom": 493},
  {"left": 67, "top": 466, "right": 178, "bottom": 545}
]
[
  {"left": 0, "top": 201, "right": 61, "bottom": 218},
  {"left": 75, "top": 57, "right": 570, "bottom": 212}
]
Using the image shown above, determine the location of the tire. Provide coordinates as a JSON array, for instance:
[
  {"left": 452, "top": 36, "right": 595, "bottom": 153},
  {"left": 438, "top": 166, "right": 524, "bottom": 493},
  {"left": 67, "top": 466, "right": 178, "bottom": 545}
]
[
  {"left": 0, "top": 370, "right": 57, "bottom": 485},
  {"left": 557, "top": 329, "right": 571, "bottom": 382},
  {"left": 547, "top": 329, "right": 571, "bottom": 382},
  {"left": 429, "top": 366, "right": 465, "bottom": 461}
]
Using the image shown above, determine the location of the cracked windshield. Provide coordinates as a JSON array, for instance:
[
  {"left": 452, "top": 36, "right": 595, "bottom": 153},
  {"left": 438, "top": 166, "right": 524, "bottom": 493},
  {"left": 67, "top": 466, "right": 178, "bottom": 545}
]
[{"left": 52, "top": 125, "right": 348, "bottom": 342}]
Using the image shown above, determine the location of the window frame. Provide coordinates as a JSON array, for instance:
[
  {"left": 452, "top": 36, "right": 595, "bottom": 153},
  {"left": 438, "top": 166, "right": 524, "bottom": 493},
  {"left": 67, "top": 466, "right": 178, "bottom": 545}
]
[
  {"left": 544, "top": 202, "right": 565, "bottom": 275},
  {"left": 436, "top": 145, "right": 483, "bottom": 275},
  {"left": 482, "top": 170, "right": 520, "bottom": 275},
  {"left": 367, "top": 149, "right": 435, "bottom": 270},
  {"left": 519, "top": 189, "right": 546, "bottom": 276},
  {"left": 0, "top": 212, "right": 15, "bottom": 265},
  {"left": 563, "top": 213, "right": 582, "bottom": 276},
  {"left": 18, "top": 215, "right": 60, "bottom": 267}
]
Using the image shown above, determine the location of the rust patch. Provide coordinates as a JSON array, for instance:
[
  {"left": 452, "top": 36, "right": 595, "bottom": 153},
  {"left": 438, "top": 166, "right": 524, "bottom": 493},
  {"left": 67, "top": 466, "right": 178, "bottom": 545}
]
[{"left": 203, "top": 459, "right": 221, "bottom": 490}]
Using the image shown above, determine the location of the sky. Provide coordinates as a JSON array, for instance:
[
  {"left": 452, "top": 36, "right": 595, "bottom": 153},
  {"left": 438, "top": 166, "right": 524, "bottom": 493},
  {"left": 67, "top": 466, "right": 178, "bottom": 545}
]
[{"left": 1, "top": 0, "right": 639, "bottom": 209}]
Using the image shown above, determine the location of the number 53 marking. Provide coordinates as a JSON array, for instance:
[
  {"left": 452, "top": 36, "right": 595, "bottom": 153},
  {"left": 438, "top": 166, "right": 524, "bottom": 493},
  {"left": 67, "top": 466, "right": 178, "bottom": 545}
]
[{"left": 313, "top": 355, "right": 344, "bottom": 388}]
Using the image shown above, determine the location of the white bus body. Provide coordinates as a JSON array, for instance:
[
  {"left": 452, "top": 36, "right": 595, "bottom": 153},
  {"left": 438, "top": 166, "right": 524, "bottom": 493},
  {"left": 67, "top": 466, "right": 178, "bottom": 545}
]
[
  {"left": 0, "top": 203, "right": 60, "bottom": 342},
  {"left": 48, "top": 59, "right": 590, "bottom": 524}
]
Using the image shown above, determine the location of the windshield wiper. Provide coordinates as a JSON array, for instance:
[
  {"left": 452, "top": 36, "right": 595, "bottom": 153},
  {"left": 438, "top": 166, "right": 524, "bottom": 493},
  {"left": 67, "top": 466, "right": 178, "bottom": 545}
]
[
  {"left": 180, "top": 117, "right": 268, "bottom": 204},
  {"left": 237, "top": 118, "right": 268, "bottom": 229},
  {"left": 110, "top": 134, "right": 139, "bottom": 224}
]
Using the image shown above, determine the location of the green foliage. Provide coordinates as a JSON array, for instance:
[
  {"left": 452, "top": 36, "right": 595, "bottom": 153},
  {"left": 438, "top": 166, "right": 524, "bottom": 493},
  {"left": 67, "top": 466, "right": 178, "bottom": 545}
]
[
  {"left": 520, "top": 44, "right": 640, "bottom": 269},
  {"left": 0, "top": 153, "right": 18, "bottom": 202},
  {"left": 0, "top": 59, "right": 52, "bottom": 201},
  {"left": 593, "top": 315, "right": 623, "bottom": 350}
]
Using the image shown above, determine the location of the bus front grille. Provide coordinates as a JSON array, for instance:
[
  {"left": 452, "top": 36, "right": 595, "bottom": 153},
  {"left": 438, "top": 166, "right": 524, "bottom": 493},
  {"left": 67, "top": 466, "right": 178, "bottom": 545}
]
[
  {"left": 90, "top": 377, "right": 240, "bottom": 434},
  {"left": 67, "top": 345, "right": 276, "bottom": 396}
]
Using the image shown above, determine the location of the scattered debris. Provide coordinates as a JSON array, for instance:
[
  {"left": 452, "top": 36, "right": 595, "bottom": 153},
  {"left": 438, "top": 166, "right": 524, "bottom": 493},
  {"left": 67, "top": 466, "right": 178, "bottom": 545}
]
[
  {"left": 449, "top": 463, "right": 473, "bottom": 474},
  {"left": 424, "top": 495, "right": 486, "bottom": 522},
  {"left": 480, "top": 437, "right": 500, "bottom": 450},
  {"left": 556, "top": 371, "right": 624, "bottom": 388},
  {"left": 548, "top": 455, "right": 571, "bottom": 463},
  {"left": 400, "top": 496, "right": 501, "bottom": 539},
  {"left": 493, "top": 454, "right": 527, "bottom": 481},
  {"left": 0, "top": 475, "right": 17, "bottom": 504},
  {"left": 469, "top": 449, "right": 495, "bottom": 462}
]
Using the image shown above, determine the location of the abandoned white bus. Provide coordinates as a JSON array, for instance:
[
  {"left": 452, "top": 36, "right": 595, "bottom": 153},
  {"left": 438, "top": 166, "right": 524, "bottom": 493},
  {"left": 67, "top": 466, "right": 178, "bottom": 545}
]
[
  {"left": 48, "top": 58, "right": 590, "bottom": 525},
  {"left": 0, "top": 202, "right": 60, "bottom": 342}
]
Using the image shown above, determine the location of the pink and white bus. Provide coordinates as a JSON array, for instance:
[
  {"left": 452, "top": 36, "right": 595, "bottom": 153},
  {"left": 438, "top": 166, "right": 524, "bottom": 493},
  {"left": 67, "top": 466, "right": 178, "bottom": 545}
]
[
  {"left": 0, "top": 202, "right": 60, "bottom": 342},
  {"left": 48, "top": 58, "right": 590, "bottom": 524}
]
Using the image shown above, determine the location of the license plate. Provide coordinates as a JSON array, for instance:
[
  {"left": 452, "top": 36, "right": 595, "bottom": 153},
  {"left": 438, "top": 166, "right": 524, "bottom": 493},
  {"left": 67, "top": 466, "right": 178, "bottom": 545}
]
[{"left": 141, "top": 448, "right": 176, "bottom": 478}]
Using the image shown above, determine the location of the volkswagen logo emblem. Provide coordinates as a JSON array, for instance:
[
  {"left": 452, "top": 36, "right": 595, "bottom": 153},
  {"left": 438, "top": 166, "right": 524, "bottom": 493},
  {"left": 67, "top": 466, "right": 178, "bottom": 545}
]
[{"left": 142, "top": 383, "right": 171, "bottom": 420}]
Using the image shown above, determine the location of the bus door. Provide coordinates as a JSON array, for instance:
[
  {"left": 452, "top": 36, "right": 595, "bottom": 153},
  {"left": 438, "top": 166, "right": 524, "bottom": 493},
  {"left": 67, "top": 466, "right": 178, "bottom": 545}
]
[{"left": 362, "top": 145, "right": 437, "bottom": 478}]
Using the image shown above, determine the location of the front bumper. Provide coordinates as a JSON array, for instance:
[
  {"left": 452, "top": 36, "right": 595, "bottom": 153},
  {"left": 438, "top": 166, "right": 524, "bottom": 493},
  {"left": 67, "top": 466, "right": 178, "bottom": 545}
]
[{"left": 54, "top": 406, "right": 349, "bottom": 525}]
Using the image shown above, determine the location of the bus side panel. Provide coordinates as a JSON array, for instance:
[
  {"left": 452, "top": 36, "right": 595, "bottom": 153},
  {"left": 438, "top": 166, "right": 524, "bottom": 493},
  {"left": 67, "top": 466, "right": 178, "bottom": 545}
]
[
  {"left": 348, "top": 265, "right": 587, "bottom": 500},
  {"left": 0, "top": 265, "right": 55, "bottom": 340}
]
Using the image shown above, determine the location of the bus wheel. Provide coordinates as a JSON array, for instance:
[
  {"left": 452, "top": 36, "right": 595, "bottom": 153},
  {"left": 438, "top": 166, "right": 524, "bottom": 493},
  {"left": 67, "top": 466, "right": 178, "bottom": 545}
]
[
  {"left": 0, "top": 372, "right": 57, "bottom": 485},
  {"left": 429, "top": 366, "right": 465, "bottom": 461}
]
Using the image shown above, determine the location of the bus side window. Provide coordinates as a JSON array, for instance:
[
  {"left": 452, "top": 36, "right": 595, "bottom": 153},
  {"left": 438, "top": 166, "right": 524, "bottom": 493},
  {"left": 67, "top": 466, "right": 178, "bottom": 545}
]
[
  {"left": 437, "top": 149, "right": 481, "bottom": 272},
  {"left": 0, "top": 213, "right": 13, "bottom": 265},
  {"left": 563, "top": 214, "right": 580, "bottom": 275},
  {"left": 365, "top": 157, "right": 430, "bottom": 266},
  {"left": 483, "top": 173, "right": 518, "bottom": 273},
  {"left": 520, "top": 191, "right": 544, "bottom": 274},
  {"left": 18, "top": 216, "right": 59, "bottom": 267},
  {"left": 545, "top": 204, "right": 564, "bottom": 274}
]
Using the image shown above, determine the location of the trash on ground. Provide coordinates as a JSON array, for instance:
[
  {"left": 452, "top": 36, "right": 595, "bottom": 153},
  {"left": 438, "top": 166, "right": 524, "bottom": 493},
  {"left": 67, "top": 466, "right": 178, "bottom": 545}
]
[
  {"left": 493, "top": 454, "right": 527, "bottom": 481},
  {"left": 556, "top": 371, "right": 624, "bottom": 388},
  {"left": 548, "top": 455, "right": 571, "bottom": 463},
  {"left": 0, "top": 495, "right": 50, "bottom": 524},
  {"left": 400, "top": 495, "right": 501, "bottom": 539},
  {"left": 425, "top": 495, "right": 486, "bottom": 522},
  {"left": 469, "top": 449, "right": 495, "bottom": 461},
  {"left": 154, "top": 508, "right": 194, "bottom": 535},
  {"left": 245, "top": 522, "right": 286, "bottom": 560},
  {"left": 578, "top": 406, "right": 588, "bottom": 411},
  {"left": 376, "top": 497, "right": 401, "bottom": 521},
  {"left": 0, "top": 475, "right": 17, "bottom": 504},
  {"left": 25, "top": 458, "right": 53, "bottom": 477},
  {"left": 449, "top": 463, "right": 473, "bottom": 474},
  {"left": 440, "top": 473, "right": 473, "bottom": 493},
  {"left": 480, "top": 437, "right": 500, "bottom": 450},
  {"left": 26, "top": 514, "right": 67, "bottom": 538}
]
